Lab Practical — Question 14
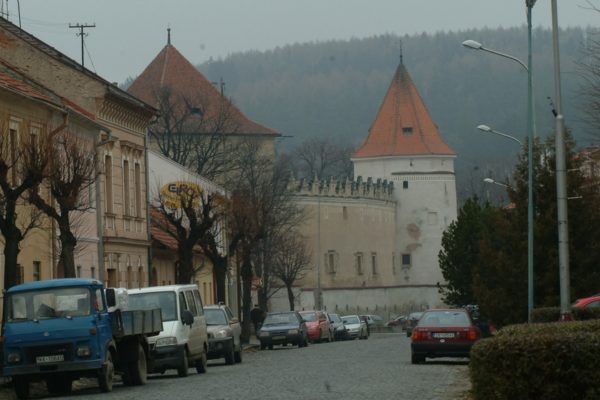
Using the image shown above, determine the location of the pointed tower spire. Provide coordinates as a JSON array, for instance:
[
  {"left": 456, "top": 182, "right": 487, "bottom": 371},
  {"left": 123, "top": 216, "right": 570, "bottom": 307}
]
[
  {"left": 167, "top": 27, "right": 171, "bottom": 46},
  {"left": 399, "top": 39, "right": 403, "bottom": 65},
  {"left": 353, "top": 63, "right": 455, "bottom": 158}
]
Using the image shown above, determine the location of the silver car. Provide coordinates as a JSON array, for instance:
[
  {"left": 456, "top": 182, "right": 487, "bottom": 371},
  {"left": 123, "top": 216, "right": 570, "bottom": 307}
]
[
  {"left": 341, "top": 315, "right": 368, "bottom": 340},
  {"left": 205, "top": 304, "right": 242, "bottom": 364}
]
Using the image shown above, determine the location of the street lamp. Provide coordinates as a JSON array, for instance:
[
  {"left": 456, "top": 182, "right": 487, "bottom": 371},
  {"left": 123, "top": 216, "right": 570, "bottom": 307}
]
[
  {"left": 483, "top": 178, "right": 513, "bottom": 190},
  {"left": 464, "top": 2, "right": 536, "bottom": 322},
  {"left": 477, "top": 124, "right": 523, "bottom": 146}
]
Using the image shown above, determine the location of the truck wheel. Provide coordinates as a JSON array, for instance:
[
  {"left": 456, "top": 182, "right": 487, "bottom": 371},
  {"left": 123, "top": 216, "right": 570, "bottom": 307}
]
[
  {"left": 130, "top": 344, "right": 148, "bottom": 385},
  {"left": 98, "top": 350, "right": 115, "bottom": 392},
  {"left": 46, "top": 377, "right": 72, "bottom": 395},
  {"left": 195, "top": 349, "right": 208, "bottom": 374},
  {"left": 13, "top": 377, "right": 29, "bottom": 400},
  {"left": 177, "top": 349, "right": 189, "bottom": 377}
]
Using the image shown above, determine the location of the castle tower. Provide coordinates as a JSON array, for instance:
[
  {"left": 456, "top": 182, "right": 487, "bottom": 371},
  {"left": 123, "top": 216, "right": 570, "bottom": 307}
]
[{"left": 352, "top": 62, "right": 457, "bottom": 302}]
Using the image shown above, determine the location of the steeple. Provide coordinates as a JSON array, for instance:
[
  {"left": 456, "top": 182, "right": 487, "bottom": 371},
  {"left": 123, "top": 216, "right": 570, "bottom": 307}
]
[
  {"left": 167, "top": 27, "right": 171, "bottom": 46},
  {"left": 353, "top": 63, "right": 455, "bottom": 158}
]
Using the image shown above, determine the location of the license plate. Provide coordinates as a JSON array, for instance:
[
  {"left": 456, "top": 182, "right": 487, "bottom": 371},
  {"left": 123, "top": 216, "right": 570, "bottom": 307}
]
[
  {"left": 432, "top": 332, "right": 455, "bottom": 339},
  {"left": 272, "top": 335, "right": 286, "bottom": 340},
  {"left": 36, "top": 355, "right": 64, "bottom": 364}
]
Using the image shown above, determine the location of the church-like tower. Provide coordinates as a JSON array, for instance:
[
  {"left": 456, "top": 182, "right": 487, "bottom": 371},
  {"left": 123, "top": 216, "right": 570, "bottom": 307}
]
[{"left": 352, "top": 61, "right": 457, "bottom": 300}]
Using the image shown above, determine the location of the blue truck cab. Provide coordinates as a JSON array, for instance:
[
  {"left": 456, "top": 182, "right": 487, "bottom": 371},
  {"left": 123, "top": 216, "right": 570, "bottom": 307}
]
[{"left": 1, "top": 278, "right": 162, "bottom": 399}]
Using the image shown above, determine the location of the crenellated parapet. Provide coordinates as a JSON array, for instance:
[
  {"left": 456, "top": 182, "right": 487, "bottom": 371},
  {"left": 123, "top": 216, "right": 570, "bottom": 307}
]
[{"left": 288, "top": 175, "right": 394, "bottom": 202}]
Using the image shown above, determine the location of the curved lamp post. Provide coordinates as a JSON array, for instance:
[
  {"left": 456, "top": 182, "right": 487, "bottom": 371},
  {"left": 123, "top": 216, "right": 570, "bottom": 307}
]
[
  {"left": 464, "top": 4, "right": 536, "bottom": 321},
  {"left": 477, "top": 124, "right": 523, "bottom": 146},
  {"left": 483, "top": 177, "right": 513, "bottom": 190}
]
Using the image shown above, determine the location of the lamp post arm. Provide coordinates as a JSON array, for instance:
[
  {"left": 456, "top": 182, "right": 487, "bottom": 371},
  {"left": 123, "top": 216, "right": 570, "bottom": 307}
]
[
  {"left": 490, "top": 129, "right": 523, "bottom": 146},
  {"left": 481, "top": 47, "right": 528, "bottom": 72}
]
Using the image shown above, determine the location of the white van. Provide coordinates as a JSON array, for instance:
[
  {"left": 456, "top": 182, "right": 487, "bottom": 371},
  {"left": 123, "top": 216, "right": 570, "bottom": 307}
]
[{"left": 128, "top": 284, "right": 208, "bottom": 377}]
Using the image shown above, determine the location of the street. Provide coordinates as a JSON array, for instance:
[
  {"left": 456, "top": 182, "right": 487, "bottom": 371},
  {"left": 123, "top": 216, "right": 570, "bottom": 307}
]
[{"left": 2, "top": 333, "right": 469, "bottom": 400}]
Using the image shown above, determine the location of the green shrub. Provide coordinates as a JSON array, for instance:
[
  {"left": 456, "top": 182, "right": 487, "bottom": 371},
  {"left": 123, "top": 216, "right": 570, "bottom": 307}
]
[
  {"left": 531, "top": 306, "right": 600, "bottom": 323},
  {"left": 470, "top": 321, "right": 600, "bottom": 400}
]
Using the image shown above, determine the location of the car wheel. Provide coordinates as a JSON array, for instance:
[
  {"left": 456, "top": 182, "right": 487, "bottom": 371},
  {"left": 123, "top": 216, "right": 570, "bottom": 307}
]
[
  {"left": 268, "top": 344, "right": 273, "bottom": 350},
  {"left": 411, "top": 353, "right": 425, "bottom": 364},
  {"left": 195, "top": 349, "right": 208, "bottom": 374},
  {"left": 177, "top": 349, "right": 189, "bottom": 377},
  {"left": 234, "top": 346, "right": 243, "bottom": 363},
  {"left": 130, "top": 343, "right": 147, "bottom": 385},
  {"left": 98, "top": 350, "right": 114, "bottom": 393},
  {"left": 260, "top": 342, "right": 267, "bottom": 350},
  {"left": 14, "top": 377, "right": 29, "bottom": 400},
  {"left": 225, "top": 346, "right": 235, "bottom": 365}
]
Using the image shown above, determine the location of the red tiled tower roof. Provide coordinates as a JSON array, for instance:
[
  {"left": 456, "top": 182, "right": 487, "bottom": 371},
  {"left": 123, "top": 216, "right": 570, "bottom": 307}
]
[
  {"left": 128, "top": 44, "right": 277, "bottom": 136},
  {"left": 353, "top": 63, "right": 455, "bottom": 158}
]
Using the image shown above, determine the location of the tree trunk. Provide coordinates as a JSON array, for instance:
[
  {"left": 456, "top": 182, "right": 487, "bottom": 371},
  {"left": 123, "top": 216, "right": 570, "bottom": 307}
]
[
  {"left": 59, "top": 229, "right": 77, "bottom": 278},
  {"left": 240, "top": 256, "right": 253, "bottom": 344},
  {"left": 286, "top": 284, "right": 295, "bottom": 311},
  {"left": 3, "top": 234, "right": 21, "bottom": 289},
  {"left": 213, "top": 255, "right": 228, "bottom": 303},
  {"left": 177, "top": 245, "right": 194, "bottom": 284}
]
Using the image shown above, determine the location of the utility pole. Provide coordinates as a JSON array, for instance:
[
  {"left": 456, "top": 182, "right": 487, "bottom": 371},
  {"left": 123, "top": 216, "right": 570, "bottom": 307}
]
[{"left": 69, "top": 23, "right": 96, "bottom": 68}]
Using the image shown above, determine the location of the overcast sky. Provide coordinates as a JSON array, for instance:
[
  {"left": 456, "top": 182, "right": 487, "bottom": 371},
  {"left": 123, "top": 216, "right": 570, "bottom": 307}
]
[{"left": 6, "top": 0, "right": 600, "bottom": 83}]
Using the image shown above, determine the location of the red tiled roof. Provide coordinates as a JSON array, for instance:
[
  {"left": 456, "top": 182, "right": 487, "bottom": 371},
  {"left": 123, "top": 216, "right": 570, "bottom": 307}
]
[
  {"left": 128, "top": 44, "right": 277, "bottom": 136},
  {"left": 150, "top": 207, "right": 203, "bottom": 254},
  {"left": 353, "top": 64, "right": 455, "bottom": 158}
]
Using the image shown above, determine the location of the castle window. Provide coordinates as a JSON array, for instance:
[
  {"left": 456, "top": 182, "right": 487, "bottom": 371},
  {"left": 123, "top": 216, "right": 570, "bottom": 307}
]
[
  {"left": 355, "top": 252, "right": 364, "bottom": 275},
  {"left": 403, "top": 181, "right": 409, "bottom": 189},
  {"left": 403, "top": 127, "right": 413, "bottom": 135},
  {"left": 402, "top": 253, "right": 411, "bottom": 267},
  {"left": 371, "top": 253, "right": 378, "bottom": 275},
  {"left": 326, "top": 251, "right": 337, "bottom": 274},
  {"left": 392, "top": 253, "right": 396, "bottom": 275}
]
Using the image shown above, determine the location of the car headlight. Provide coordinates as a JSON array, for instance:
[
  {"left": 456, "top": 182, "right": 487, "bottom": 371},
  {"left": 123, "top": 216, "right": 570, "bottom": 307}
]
[
  {"left": 335, "top": 326, "right": 345, "bottom": 331},
  {"left": 288, "top": 329, "right": 298, "bottom": 335},
  {"left": 156, "top": 337, "right": 178, "bottom": 347},
  {"left": 259, "top": 331, "right": 270, "bottom": 338},
  {"left": 7, "top": 352, "right": 20, "bottom": 363},
  {"left": 77, "top": 346, "right": 91, "bottom": 357},
  {"left": 213, "top": 329, "right": 231, "bottom": 338}
]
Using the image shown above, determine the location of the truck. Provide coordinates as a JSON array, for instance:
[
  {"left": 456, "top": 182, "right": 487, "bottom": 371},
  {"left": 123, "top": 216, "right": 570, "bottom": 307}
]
[{"left": 1, "top": 278, "right": 163, "bottom": 399}]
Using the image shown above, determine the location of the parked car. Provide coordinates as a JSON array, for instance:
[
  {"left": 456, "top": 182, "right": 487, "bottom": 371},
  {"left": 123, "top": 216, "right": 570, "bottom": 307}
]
[
  {"left": 299, "top": 310, "right": 333, "bottom": 343},
  {"left": 204, "top": 304, "right": 242, "bottom": 364},
  {"left": 386, "top": 315, "right": 407, "bottom": 329},
  {"left": 573, "top": 294, "right": 600, "bottom": 308},
  {"left": 410, "top": 309, "right": 481, "bottom": 364},
  {"left": 128, "top": 284, "right": 208, "bottom": 377},
  {"left": 328, "top": 312, "right": 347, "bottom": 340},
  {"left": 258, "top": 311, "right": 309, "bottom": 349},
  {"left": 361, "top": 314, "right": 384, "bottom": 328},
  {"left": 405, "top": 311, "right": 424, "bottom": 337},
  {"left": 341, "top": 315, "right": 368, "bottom": 340}
]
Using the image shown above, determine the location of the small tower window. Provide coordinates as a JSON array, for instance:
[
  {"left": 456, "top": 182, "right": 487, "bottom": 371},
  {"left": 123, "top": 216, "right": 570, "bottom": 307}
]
[
  {"left": 403, "top": 127, "right": 413, "bottom": 135},
  {"left": 403, "top": 181, "right": 409, "bottom": 189}
]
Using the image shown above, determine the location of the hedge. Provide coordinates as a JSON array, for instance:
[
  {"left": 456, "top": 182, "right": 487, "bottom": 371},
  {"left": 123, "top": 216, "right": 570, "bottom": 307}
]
[
  {"left": 531, "top": 306, "right": 600, "bottom": 323},
  {"left": 470, "top": 321, "right": 600, "bottom": 400}
]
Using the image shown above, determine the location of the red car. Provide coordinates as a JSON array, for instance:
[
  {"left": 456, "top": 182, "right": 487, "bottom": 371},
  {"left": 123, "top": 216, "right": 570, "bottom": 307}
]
[
  {"left": 410, "top": 309, "right": 480, "bottom": 364},
  {"left": 573, "top": 295, "right": 600, "bottom": 308},
  {"left": 299, "top": 310, "right": 333, "bottom": 343}
]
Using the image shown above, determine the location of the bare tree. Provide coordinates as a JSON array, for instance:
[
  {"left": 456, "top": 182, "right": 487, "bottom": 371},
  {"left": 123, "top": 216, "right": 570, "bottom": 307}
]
[
  {"left": 291, "top": 137, "right": 355, "bottom": 180},
  {"left": 153, "top": 181, "right": 227, "bottom": 285},
  {"left": 149, "top": 86, "right": 241, "bottom": 181},
  {"left": 271, "top": 232, "right": 311, "bottom": 311},
  {"left": 29, "top": 131, "right": 97, "bottom": 278},
  {"left": 0, "top": 122, "right": 54, "bottom": 288}
]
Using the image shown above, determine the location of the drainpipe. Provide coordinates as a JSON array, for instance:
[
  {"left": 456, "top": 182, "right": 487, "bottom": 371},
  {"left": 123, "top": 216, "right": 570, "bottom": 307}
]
[
  {"left": 95, "top": 130, "right": 115, "bottom": 284},
  {"left": 144, "top": 131, "right": 152, "bottom": 287}
]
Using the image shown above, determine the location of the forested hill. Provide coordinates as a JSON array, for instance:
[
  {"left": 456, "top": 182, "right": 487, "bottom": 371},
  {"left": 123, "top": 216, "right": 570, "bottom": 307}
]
[{"left": 198, "top": 27, "right": 592, "bottom": 198}]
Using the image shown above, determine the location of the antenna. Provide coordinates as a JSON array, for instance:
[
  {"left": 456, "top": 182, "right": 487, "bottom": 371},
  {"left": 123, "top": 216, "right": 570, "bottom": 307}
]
[
  {"left": 399, "top": 39, "right": 403, "bottom": 64},
  {"left": 167, "top": 26, "right": 171, "bottom": 46},
  {"left": 69, "top": 23, "right": 96, "bottom": 68}
]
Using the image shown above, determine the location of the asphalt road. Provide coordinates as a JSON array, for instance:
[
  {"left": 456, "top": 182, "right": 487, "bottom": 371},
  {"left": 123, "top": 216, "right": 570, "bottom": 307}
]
[{"left": 1, "top": 333, "right": 470, "bottom": 400}]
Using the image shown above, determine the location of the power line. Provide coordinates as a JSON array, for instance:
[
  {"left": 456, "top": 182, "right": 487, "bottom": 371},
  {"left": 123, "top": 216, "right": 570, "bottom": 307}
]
[
  {"left": 83, "top": 40, "right": 96, "bottom": 74},
  {"left": 69, "top": 23, "right": 95, "bottom": 68}
]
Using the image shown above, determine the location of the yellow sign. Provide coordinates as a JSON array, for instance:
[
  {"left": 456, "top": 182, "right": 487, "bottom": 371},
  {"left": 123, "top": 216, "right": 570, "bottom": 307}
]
[{"left": 160, "top": 181, "right": 202, "bottom": 209}]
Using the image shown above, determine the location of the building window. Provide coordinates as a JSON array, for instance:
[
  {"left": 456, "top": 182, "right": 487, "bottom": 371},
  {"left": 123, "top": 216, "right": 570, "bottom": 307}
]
[
  {"left": 356, "top": 252, "right": 363, "bottom": 275},
  {"left": 372, "top": 253, "right": 378, "bottom": 275},
  {"left": 127, "top": 265, "right": 133, "bottom": 289},
  {"left": 104, "top": 155, "right": 113, "bottom": 213},
  {"left": 392, "top": 253, "right": 396, "bottom": 275},
  {"left": 123, "top": 159, "right": 130, "bottom": 216},
  {"left": 33, "top": 261, "right": 41, "bottom": 281},
  {"left": 76, "top": 265, "right": 82, "bottom": 278},
  {"left": 403, "top": 127, "right": 413, "bottom": 135},
  {"left": 402, "top": 253, "right": 411, "bottom": 267},
  {"left": 91, "top": 266, "right": 96, "bottom": 279},
  {"left": 325, "top": 251, "right": 337, "bottom": 274},
  {"left": 9, "top": 124, "right": 19, "bottom": 186},
  {"left": 135, "top": 162, "right": 142, "bottom": 217},
  {"left": 403, "top": 181, "right": 409, "bottom": 189}
]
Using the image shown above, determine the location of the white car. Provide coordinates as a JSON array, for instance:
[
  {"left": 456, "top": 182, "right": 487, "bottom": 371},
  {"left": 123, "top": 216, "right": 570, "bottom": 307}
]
[
  {"left": 341, "top": 315, "right": 368, "bottom": 340},
  {"left": 128, "top": 284, "right": 208, "bottom": 377}
]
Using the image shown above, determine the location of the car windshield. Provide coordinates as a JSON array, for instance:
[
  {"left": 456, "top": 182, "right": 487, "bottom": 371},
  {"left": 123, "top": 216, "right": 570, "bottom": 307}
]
[
  {"left": 129, "top": 292, "right": 177, "bottom": 322},
  {"left": 264, "top": 313, "right": 298, "bottom": 325},
  {"left": 300, "top": 312, "right": 317, "bottom": 321},
  {"left": 205, "top": 308, "right": 228, "bottom": 325},
  {"left": 330, "top": 314, "right": 342, "bottom": 323},
  {"left": 7, "top": 287, "right": 91, "bottom": 321},
  {"left": 342, "top": 315, "right": 359, "bottom": 324},
  {"left": 410, "top": 312, "right": 424, "bottom": 319},
  {"left": 418, "top": 311, "right": 471, "bottom": 327}
]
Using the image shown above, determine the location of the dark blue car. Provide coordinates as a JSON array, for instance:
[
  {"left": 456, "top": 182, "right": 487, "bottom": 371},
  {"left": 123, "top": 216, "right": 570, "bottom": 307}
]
[{"left": 257, "top": 311, "right": 309, "bottom": 349}]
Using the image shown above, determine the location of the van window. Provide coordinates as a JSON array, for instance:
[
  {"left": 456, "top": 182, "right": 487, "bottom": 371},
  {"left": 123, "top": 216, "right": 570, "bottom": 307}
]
[
  {"left": 192, "top": 290, "right": 204, "bottom": 316},
  {"left": 185, "top": 291, "right": 198, "bottom": 316},
  {"left": 178, "top": 292, "right": 187, "bottom": 317}
]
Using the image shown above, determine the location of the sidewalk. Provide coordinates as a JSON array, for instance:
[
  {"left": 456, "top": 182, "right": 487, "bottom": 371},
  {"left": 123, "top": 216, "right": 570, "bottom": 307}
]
[{"left": 242, "top": 335, "right": 260, "bottom": 351}]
